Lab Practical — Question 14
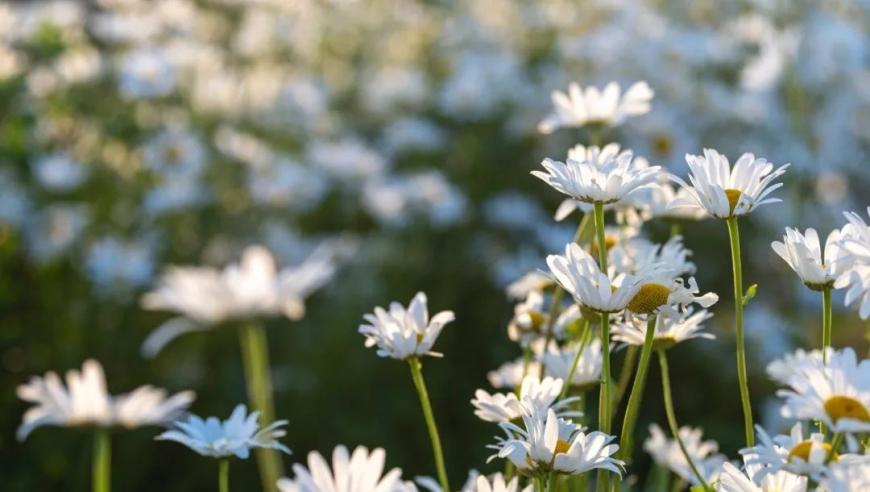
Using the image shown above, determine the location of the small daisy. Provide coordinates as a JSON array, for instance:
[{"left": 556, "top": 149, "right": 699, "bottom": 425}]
[
  {"left": 625, "top": 275, "right": 719, "bottom": 316},
  {"left": 644, "top": 424, "right": 726, "bottom": 486},
  {"left": 634, "top": 179, "right": 708, "bottom": 222},
  {"left": 717, "top": 461, "right": 807, "bottom": 492},
  {"left": 156, "top": 404, "right": 290, "bottom": 459},
  {"left": 538, "top": 81, "right": 654, "bottom": 133},
  {"left": 669, "top": 148, "right": 789, "bottom": 219},
  {"left": 741, "top": 424, "right": 831, "bottom": 480},
  {"left": 546, "top": 242, "right": 644, "bottom": 314},
  {"left": 487, "top": 358, "right": 542, "bottom": 390},
  {"left": 488, "top": 404, "right": 623, "bottom": 476},
  {"left": 467, "top": 473, "right": 532, "bottom": 492},
  {"left": 611, "top": 308, "right": 715, "bottom": 350},
  {"left": 777, "top": 347, "right": 870, "bottom": 434},
  {"left": 471, "top": 375, "right": 580, "bottom": 423},
  {"left": 819, "top": 454, "right": 870, "bottom": 492},
  {"left": 507, "top": 291, "right": 548, "bottom": 347},
  {"left": 17, "top": 359, "right": 194, "bottom": 440},
  {"left": 358, "top": 292, "right": 455, "bottom": 360},
  {"left": 539, "top": 339, "right": 602, "bottom": 389},
  {"left": 533, "top": 149, "right": 660, "bottom": 205},
  {"left": 277, "top": 445, "right": 415, "bottom": 492},
  {"left": 766, "top": 349, "right": 823, "bottom": 386},
  {"left": 836, "top": 208, "right": 870, "bottom": 319},
  {"left": 609, "top": 236, "right": 696, "bottom": 278},
  {"left": 552, "top": 144, "right": 630, "bottom": 220},
  {"left": 771, "top": 228, "right": 845, "bottom": 290},
  {"left": 506, "top": 271, "right": 553, "bottom": 301}
]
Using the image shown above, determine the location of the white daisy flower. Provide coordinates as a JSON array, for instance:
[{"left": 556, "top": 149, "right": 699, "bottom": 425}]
[
  {"left": 277, "top": 445, "right": 415, "bottom": 492},
  {"left": 506, "top": 271, "right": 553, "bottom": 301},
  {"left": 819, "top": 454, "right": 870, "bottom": 492},
  {"left": 358, "top": 292, "right": 455, "bottom": 360},
  {"left": 609, "top": 235, "right": 696, "bottom": 278},
  {"left": 17, "top": 359, "right": 194, "bottom": 440},
  {"left": 507, "top": 290, "right": 548, "bottom": 347},
  {"left": 625, "top": 275, "right": 719, "bottom": 317},
  {"left": 539, "top": 339, "right": 602, "bottom": 389},
  {"left": 633, "top": 178, "right": 708, "bottom": 222},
  {"left": 771, "top": 228, "right": 845, "bottom": 290},
  {"left": 644, "top": 424, "right": 726, "bottom": 486},
  {"left": 766, "top": 349, "right": 824, "bottom": 386},
  {"left": 532, "top": 149, "right": 660, "bottom": 205},
  {"left": 466, "top": 473, "right": 532, "bottom": 492},
  {"left": 489, "top": 405, "right": 623, "bottom": 476},
  {"left": 487, "top": 358, "right": 542, "bottom": 390},
  {"left": 777, "top": 347, "right": 870, "bottom": 434},
  {"left": 669, "top": 148, "right": 789, "bottom": 219},
  {"left": 471, "top": 375, "right": 580, "bottom": 423},
  {"left": 538, "top": 81, "right": 654, "bottom": 133},
  {"left": 611, "top": 308, "right": 715, "bottom": 350},
  {"left": 717, "top": 461, "right": 807, "bottom": 492},
  {"left": 546, "top": 242, "right": 644, "bottom": 313},
  {"left": 836, "top": 208, "right": 870, "bottom": 319},
  {"left": 553, "top": 143, "right": 625, "bottom": 220},
  {"left": 156, "top": 404, "right": 290, "bottom": 459},
  {"left": 141, "top": 245, "right": 336, "bottom": 356},
  {"left": 741, "top": 424, "right": 831, "bottom": 480}
]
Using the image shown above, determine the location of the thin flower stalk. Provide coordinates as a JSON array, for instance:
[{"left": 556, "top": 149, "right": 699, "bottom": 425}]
[
  {"left": 594, "top": 201, "right": 612, "bottom": 492},
  {"left": 822, "top": 287, "right": 833, "bottom": 362},
  {"left": 558, "top": 319, "right": 592, "bottom": 400},
  {"left": 408, "top": 357, "right": 450, "bottom": 492},
  {"left": 619, "top": 315, "right": 657, "bottom": 462},
  {"left": 219, "top": 459, "right": 229, "bottom": 492},
  {"left": 657, "top": 350, "right": 710, "bottom": 492},
  {"left": 726, "top": 216, "right": 754, "bottom": 447},
  {"left": 614, "top": 345, "right": 638, "bottom": 407},
  {"left": 238, "top": 321, "right": 283, "bottom": 492},
  {"left": 93, "top": 429, "right": 111, "bottom": 492}
]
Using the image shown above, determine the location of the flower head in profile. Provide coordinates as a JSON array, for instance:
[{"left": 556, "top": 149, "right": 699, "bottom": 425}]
[
  {"left": 466, "top": 473, "right": 532, "bottom": 492},
  {"left": 538, "top": 81, "right": 653, "bottom": 133},
  {"left": 156, "top": 404, "right": 290, "bottom": 459},
  {"left": 507, "top": 290, "right": 548, "bottom": 347},
  {"left": 141, "top": 245, "right": 336, "bottom": 356},
  {"left": 766, "top": 349, "right": 823, "bottom": 386},
  {"left": 533, "top": 149, "right": 660, "bottom": 205},
  {"left": 741, "top": 424, "right": 832, "bottom": 480},
  {"left": 488, "top": 404, "right": 623, "bottom": 476},
  {"left": 277, "top": 445, "right": 415, "bottom": 492},
  {"left": 539, "top": 339, "right": 602, "bottom": 390},
  {"left": 472, "top": 375, "right": 580, "bottom": 424},
  {"left": 644, "top": 424, "right": 726, "bottom": 486},
  {"left": 488, "top": 358, "right": 542, "bottom": 390},
  {"left": 506, "top": 271, "right": 553, "bottom": 301},
  {"left": 17, "top": 359, "right": 194, "bottom": 440},
  {"left": 717, "top": 461, "right": 807, "bottom": 492},
  {"left": 819, "top": 454, "right": 870, "bottom": 492},
  {"left": 777, "top": 347, "right": 870, "bottom": 434},
  {"left": 669, "top": 149, "right": 789, "bottom": 219},
  {"left": 771, "top": 228, "right": 845, "bottom": 290},
  {"left": 546, "top": 242, "right": 643, "bottom": 313},
  {"left": 358, "top": 292, "right": 455, "bottom": 360},
  {"left": 632, "top": 178, "right": 707, "bottom": 222},
  {"left": 612, "top": 308, "right": 715, "bottom": 350},
  {"left": 836, "top": 208, "right": 870, "bottom": 319}
]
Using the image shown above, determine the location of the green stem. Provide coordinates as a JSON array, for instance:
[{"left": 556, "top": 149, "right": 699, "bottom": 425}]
[
  {"left": 615, "top": 345, "right": 639, "bottom": 407},
  {"left": 92, "top": 429, "right": 111, "bottom": 492},
  {"left": 594, "top": 201, "right": 612, "bottom": 492},
  {"left": 559, "top": 320, "right": 591, "bottom": 400},
  {"left": 725, "top": 217, "right": 754, "bottom": 447},
  {"left": 658, "top": 350, "right": 710, "bottom": 491},
  {"left": 408, "top": 357, "right": 450, "bottom": 492},
  {"left": 669, "top": 222, "right": 682, "bottom": 238},
  {"left": 219, "top": 459, "right": 229, "bottom": 492},
  {"left": 822, "top": 288, "right": 833, "bottom": 362},
  {"left": 619, "top": 316, "right": 657, "bottom": 461},
  {"left": 649, "top": 464, "right": 671, "bottom": 492},
  {"left": 239, "top": 322, "right": 283, "bottom": 492},
  {"left": 547, "top": 472, "right": 558, "bottom": 492},
  {"left": 829, "top": 433, "right": 844, "bottom": 461}
]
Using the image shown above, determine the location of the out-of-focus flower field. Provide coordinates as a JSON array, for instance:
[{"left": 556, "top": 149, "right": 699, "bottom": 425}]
[{"left": 1, "top": 0, "right": 868, "bottom": 491}]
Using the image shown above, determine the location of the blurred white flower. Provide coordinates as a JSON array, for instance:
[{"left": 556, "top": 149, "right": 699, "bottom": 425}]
[
  {"left": 644, "top": 424, "right": 726, "bottom": 486},
  {"left": 538, "top": 81, "right": 654, "bottom": 133},
  {"left": 156, "top": 404, "right": 289, "bottom": 459},
  {"left": 471, "top": 374, "right": 580, "bottom": 423},
  {"left": 819, "top": 454, "right": 870, "bottom": 492},
  {"left": 118, "top": 48, "right": 175, "bottom": 99},
  {"left": 141, "top": 128, "right": 206, "bottom": 178},
  {"left": 717, "top": 461, "right": 806, "bottom": 492},
  {"left": 247, "top": 156, "right": 329, "bottom": 212},
  {"left": 766, "top": 349, "right": 823, "bottom": 386},
  {"left": 836, "top": 208, "right": 870, "bottom": 319},
  {"left": 25, "top": 203, "right": 88, "bottom": 263},
  {"left": 465, "top": 473, "right": 531, "bottom": 492},
  {"left": 358, "top": 292, "right": 454, "bottom": 360},
  {"left": 17, "top": 359, "right": 194, "bottom": 440},
  {"left": 771, "top": 228, "right": 845, "bottom": 290},
  {"left": 505, "top": 271, "right": 553, "bottom": 301},
  {"left": 142, "top": 245, "right": 336, "bottom": 356},
  {"left": 31, "top": 153, "right": 88, "bottom": 191},
  {"left": 307, "top": 138, "right": 387, "bottom": 181},
  {"left": 612, "top": 308, "right": 715, "bottom": 349},
  {"left": 85, "top": 235, "right": 155, "bottom": 290},
  {"left": 278, "top": 445, "right": 415, "bottom": 492},
  {"left": 669, "top": 148, "right": 789, "bottom": 219},
  {"left": 777, "top": 347, "right": 870, "bottom": 434},
  {"left": 539, "top": 339, "right": 602, "bottom": 388},
  {"left": 487, "top": 358, "right": 541, "bottom": 390}
]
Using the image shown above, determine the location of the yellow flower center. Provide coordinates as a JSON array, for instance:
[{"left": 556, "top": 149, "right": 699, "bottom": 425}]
[
  {"left": 627, "top": 283, "right": 671, "bottom": 314},
  {"left": 415, "top": 332, "right": 424, "bottom": 344},
  {"left": 788, "top": 440, "right": 835, "bottom": 462},
  {"left": 824, "top": 395, "right": 870, "bottom": 423},
  {"left": 652, "top": 336, "right": 677, "bottom": 351},
  {"left": 554, "top": 439, "right": 571, "bottom": 454},
  {"left": 521, "top": 311, "right": 546, "bottom": 330},
  {"left": 724, "top": 188, "right": 742, "bottom": 214},
  {"left": 589, "top": 235, "right": 618, "bottom": 258},
  {"left": 651, "top": 134, "right": 673, "bottom": 157}
]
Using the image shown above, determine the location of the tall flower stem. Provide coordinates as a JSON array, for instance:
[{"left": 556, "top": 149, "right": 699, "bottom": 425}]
[
  {"left": 408, "top": 357, "right": 450, "bottom": 492},
  {"left": 558, "top": 320, "right": 591, "bottom": 400},
  {"left": 546, "top": 472, "right": 557, "bottom": 492},
  {"left": 725, "top": 216, "right": 754, "bottom": 447},
  {"left": 619, "top": 315, "right": 657, "bottom": 461},
  {"left": 614, "top": 345, "right": 638, "bottom": 407},
  {"left": 822, "top": 287, "right": 833, "bottom": 361},
  {"left": 218, "top": 459, "right": 230, "bottom": 492},
  {"left": 593, "top": 201, "right": 612, "bottom": 492},
  {"left": 657, "top": 350, "right": 710, "bottom": 491},
  {"left": 239, "top": 321, "right": 283, "bottom": 492},
  {"left": 92, "top": 429, "right": 111, "bottom": 492}
]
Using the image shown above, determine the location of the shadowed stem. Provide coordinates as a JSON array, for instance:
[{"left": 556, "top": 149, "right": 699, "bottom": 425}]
[
  {"left": 546, "top": 472, "right": 557, "bottom": 492},
  {"left": 614, "top": 345, "right": 639, "bottom": 407},
  {"left": 725, "top": 217, "right": 754, "bottom": 447},
  {"left": 92, "top": 429, "right": 111, "bottom": 492},
  {"left": 658, "top": 350, "right": 710, "bottom": 491},
  {"left": 593, "top": 201, "right": 612, "bottom": 492},
  {"left": 219, "top": 459, "right": 229, "bottom": 492},
  {"left": 822, "top": 287, "right": 833, "bottom": 361},
  {"left": 408, "top": 357, "right": 450, "bottom": 492},
  {"left": 239, "top": 321, "right": 283, "bottom": 492},
  {"left": 558, "top": 320, "right": 591, "bottom": 400},
  {"left": 619, "top": 315, "right": 657, "bottom": 461}
]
